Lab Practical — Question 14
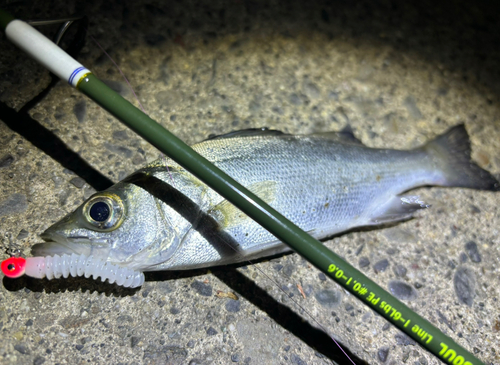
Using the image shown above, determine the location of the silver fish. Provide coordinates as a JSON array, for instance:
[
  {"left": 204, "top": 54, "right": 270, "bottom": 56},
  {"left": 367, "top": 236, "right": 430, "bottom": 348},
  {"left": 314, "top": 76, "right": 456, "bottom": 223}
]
[{"left": 32, "top": 125, "right": 499, "bottom": 283}]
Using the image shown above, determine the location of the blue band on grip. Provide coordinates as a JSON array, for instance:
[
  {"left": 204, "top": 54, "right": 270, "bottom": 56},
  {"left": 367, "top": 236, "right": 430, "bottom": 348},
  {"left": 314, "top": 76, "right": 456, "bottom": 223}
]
[{"left": 68, "top": 66, "right": 86, "bottom": 85}]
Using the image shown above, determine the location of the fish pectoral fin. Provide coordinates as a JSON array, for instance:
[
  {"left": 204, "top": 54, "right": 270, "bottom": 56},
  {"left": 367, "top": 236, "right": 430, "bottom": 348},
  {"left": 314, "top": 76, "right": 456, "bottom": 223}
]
[
  {"left": 208, "top": 180, "right": 277, "bottom": 229},
  {"left": 368, "top": 195, "right": 430, "bottom": 224}
]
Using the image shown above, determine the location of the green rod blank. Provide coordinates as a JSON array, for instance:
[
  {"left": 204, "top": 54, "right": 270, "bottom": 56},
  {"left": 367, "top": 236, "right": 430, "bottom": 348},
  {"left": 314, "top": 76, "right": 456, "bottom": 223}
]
[
  {"left": 0, "top": 8, "right": 485, "bottom": 365},
  {"left": 78, "top": 74, "right": 484, "bottom": 365}
]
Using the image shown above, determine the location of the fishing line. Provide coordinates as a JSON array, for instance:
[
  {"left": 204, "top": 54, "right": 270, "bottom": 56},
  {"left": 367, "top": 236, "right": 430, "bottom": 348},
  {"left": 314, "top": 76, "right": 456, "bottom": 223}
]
[
  {"left": 96, "top": 35, "right": 356, "bottom": 363},
  {"left": 85, "top": 30, "right": 179, "bottom": 189},
  {"left": 70, "top": 20, "right": 355, "bottom": 362},
  {"left": 1, "top": 10, "right": 485, "bottom": 365},
  {"left": 241, "top": 255, "right": 357, "bottom": 365},
  {"left": 81, "top": 24, "right": 356, "bottom": 362}
]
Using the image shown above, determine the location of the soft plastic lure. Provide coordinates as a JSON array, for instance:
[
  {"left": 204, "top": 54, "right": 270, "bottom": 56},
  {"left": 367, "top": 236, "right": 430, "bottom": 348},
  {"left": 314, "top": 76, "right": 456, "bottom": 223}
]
[{"left": 1, "top": 254, "right": 144, "bottom": 288}]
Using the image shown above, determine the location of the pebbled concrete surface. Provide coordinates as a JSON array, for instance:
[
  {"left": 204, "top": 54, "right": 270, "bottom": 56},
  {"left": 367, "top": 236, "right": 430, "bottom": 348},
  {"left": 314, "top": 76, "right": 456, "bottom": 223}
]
[{"left": 1, "top": 0, "right": 499, "bottom": 364}]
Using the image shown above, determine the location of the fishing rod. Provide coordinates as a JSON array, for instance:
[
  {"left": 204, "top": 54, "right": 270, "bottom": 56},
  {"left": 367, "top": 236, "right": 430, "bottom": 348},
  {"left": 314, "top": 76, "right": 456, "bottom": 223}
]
[{"left": 0, "top": 9, "right": 484, "bottom": 365}]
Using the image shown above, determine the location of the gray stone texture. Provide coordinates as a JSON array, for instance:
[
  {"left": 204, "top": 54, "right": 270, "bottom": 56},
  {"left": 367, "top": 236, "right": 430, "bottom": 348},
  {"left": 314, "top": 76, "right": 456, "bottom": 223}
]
[{"left": 0, "top": 1, "right": 499, "bottom": 364}]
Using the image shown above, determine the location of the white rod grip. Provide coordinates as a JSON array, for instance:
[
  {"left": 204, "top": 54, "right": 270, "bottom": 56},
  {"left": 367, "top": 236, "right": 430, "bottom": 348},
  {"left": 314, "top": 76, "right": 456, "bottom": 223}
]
[{"left": 5, "top": 20, "right": 90, "bottom": 87}]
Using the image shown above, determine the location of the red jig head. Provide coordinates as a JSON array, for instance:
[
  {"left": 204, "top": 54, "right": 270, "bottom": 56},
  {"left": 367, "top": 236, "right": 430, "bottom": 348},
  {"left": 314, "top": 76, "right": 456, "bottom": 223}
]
[{"left": 1, "top": 257, "right": 27, "bottom": 278}]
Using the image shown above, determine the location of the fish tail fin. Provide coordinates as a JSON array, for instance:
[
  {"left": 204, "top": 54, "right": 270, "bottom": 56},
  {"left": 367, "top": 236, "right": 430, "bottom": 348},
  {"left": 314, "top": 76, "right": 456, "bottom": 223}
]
[{"left": 423, "top": 124, "right": 499, "bottom": 191}]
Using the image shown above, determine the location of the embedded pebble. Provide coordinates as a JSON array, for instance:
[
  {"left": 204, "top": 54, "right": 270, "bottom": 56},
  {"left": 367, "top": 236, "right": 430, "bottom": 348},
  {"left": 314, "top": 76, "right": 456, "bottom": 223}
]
[
  {"left": 318, "top": 273, "right": 327, "bottom": 281},
  {"left": 206, "top": 326, "right": 218, "bottom": 336},
  {"left": 393, "top": 265, "right": 407, "bottom": 277},
  {"left": 377, "top": 346, "right": 390, "bottom": 362},
  {"left": 436, "top": 310, "right": 453, "bottom": 330},
  {"left": 190, "top": 280, "right": 213, "bottom": 296},
  {"left": 289, "top": 93, "right": 303, "bottom": 105},
  {"left": 103, "top": 142, "right": 133, "bottom": 158},
  {"left": 112, "top": 130, "right": 129, "bottom": 141},
  {"left": 459, "top": 252, "right": 468, "bottom": 263},
  {"left": 70, "top": 177, "right": 86, "bottom": 189},
  {"left": 303, "top": 81, "right": 320, "bottom": 99},
  {"left": 314, "top": 289, "right": 342, "bottom": 308},
  {"left": 0, "top": 154, "right": 14, "bottom": 168},
  {"left": 132, "top": 154, "right": 146, "bottom": 165},
  {"left": 388, "top": 280, "right": 418, "bottom": 301},
  {"left": 131, "top": 336, "right": 141, "bottom": 348},
  {"left": 117, "top": 315, "right": 133, "bottom": 323},
  {"left": 419, "top": 356, "right": 428, "bottom": 365},
  {"left": 51, "top": 175, "right": 64, "bottom": 187},
  {"left": 271, "top": 106, "right": 284, "bottom": 115},
  {"left": 282, "top": 264, "right": 295, "bottom": 277},
  {"left": 291, "top": 353, "right": 307, "bottom": 365},
  {"left": 470, "top": 205, "right": 481, "bottom": 214},
  {"left": 248, "top": 99, "right": 261, "bottom": 113},
  {"left": 465, "top": 241, "right": 481, "bottom": 263},
  {"left": 403, "top": 95, "right": 423, "bottom": 119},
  {"left": 454, "top": 266, "right": 476, "bottom": 306},
  {"left": 0, "top": 193, "right": 28, "bottom": 217},
  {"left": 358, "top": 256, "right": 370, "bottom": 268},
  {"left": 355, "top": 244, "right": 364, "bottom": 255},
  {"left": 225, "top": 299, "right": 241, "bottom": 313},
  {"left": 273, "top": 264, "right": 283, "bottom": 272},
  {"left": 17, "top": 229, "right": 29, "bottom": 240},
  {"left": 374, "top": 258, "right": 390, "bottom": 273},
  {"left": 383, "top": 228, "right": 417, "bottom": 243},
  {"left": 33, "top": 356, "right": 45, "bottom": 365},
  {"left": 344, "top": 303, "right": 354, "bottom": 311},
  {"left": 83, "top": 186, "right": 97, "bottom": 200},
  {"left": 231, "top": 354, "right": 240, "bottom": 362},
  {"left": 73, "top": 100, "right": 86, "bottom": 123},
  {"left": 394, "top": 333, "right": 416, "bottom": 346},
  {"left": 14, "top": 343, "right": 29, "bottom": 355},
  {"left": 156, "top": 90, "right": 182, "bottom": 106}
]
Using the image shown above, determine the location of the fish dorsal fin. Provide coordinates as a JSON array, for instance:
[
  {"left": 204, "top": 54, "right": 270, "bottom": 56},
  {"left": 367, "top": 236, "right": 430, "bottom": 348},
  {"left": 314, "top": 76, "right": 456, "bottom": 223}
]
[
  {"left": 209, "top": 180, "right": 277, "bottom": 229},
  {"left": 205, "top": 128, "right": 288, "bottom": 141},
  {"left": 310, "top": 126, "right": 363, "bottom": 145},
  {"left": 204, "top": 126, "right": 363, "bottom": 145}
]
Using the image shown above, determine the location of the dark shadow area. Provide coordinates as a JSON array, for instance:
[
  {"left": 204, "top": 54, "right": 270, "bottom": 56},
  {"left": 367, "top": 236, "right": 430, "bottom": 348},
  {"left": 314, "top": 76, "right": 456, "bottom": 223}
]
[
  {"left": 0, "top": 16, "right": 114, "bottom": 191},
  {"left": 212, "top": 266, "right": 368, "bottom": 365},
  {"left": 145, "top": 262, "right": 367, "bottom": 364},
  {"left": 0, "top": 101, "right": 114, "bottom": 191}
]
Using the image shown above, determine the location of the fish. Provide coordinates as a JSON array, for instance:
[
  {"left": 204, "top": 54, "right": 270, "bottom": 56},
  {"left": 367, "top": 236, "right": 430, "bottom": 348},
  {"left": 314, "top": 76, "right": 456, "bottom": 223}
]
[{"left": 30, "top": 125, "right": 499, "bottom": 285}]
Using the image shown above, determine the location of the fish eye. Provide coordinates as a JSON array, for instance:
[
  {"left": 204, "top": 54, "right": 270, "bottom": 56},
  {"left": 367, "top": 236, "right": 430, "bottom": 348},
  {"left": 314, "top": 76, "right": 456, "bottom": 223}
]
[
  {"left": 89, "top": 201, "right": 110, "bottom": 222},
  {"left": 83, "top": 194, "right": 124, "bottom": 231}
]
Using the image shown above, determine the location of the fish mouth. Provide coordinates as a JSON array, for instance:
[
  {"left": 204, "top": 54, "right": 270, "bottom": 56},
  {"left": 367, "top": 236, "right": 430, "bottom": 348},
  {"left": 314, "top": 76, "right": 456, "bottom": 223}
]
[{"left": 29, "top": 234, "right": 145, "bottom": 288}]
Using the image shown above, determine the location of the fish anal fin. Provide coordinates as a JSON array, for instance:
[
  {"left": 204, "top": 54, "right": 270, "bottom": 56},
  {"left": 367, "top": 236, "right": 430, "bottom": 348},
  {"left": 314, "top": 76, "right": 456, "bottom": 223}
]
[
  {"left": 369, "top": 195, "right": 430, "bottom": 225},
  {"left": 209, "top": 180, "right": 277, "bottom": 229}
]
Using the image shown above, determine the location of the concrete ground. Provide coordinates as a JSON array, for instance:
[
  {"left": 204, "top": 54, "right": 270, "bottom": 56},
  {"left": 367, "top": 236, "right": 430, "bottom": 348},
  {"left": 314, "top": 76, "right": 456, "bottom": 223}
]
[{"left": 0, "top": 0, "right": 499, "bottom": 364}]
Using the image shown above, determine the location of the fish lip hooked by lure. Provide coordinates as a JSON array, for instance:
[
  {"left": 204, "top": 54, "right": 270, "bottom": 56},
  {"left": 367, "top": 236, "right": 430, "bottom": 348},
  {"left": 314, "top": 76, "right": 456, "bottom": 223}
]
[{"left": 3, "top": 125, "right": 500, "bottom": 288}]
